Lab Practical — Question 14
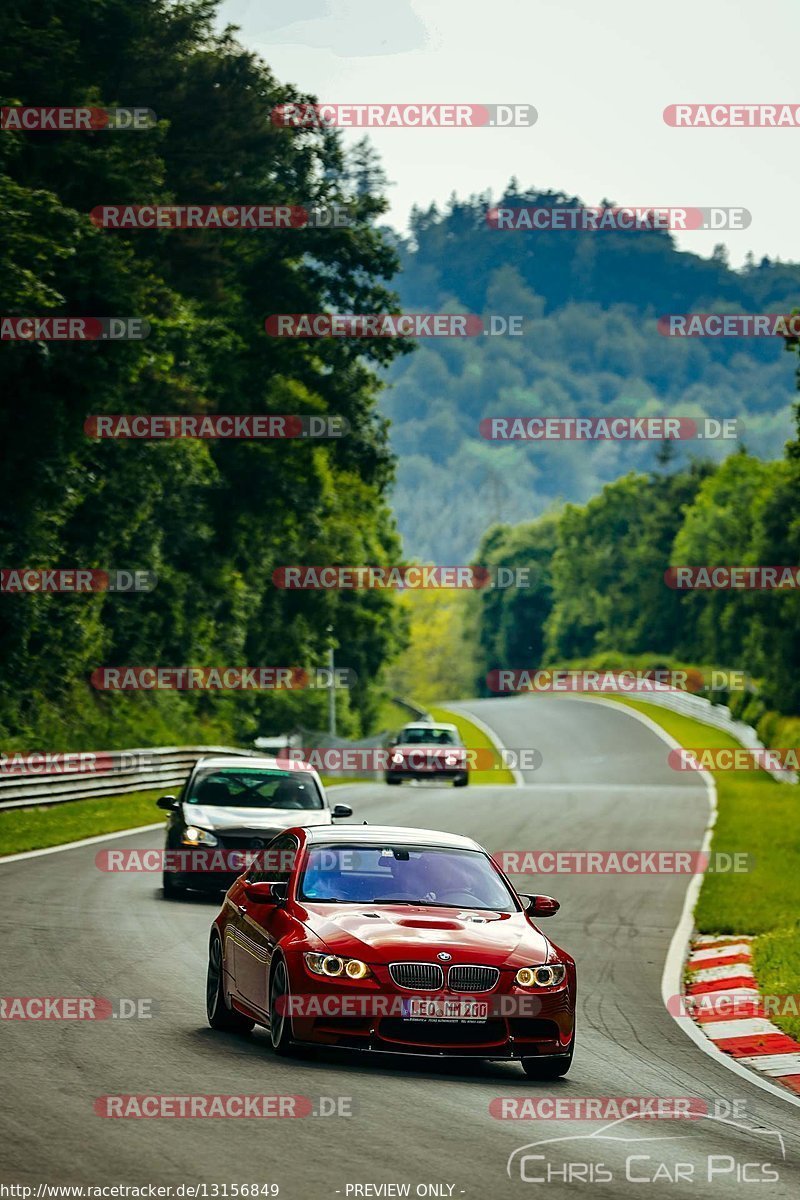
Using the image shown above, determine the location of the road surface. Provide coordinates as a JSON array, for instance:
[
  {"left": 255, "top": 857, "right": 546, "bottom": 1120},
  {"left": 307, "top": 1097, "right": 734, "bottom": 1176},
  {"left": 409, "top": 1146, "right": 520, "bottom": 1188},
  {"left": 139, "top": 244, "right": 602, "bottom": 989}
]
[{"left": 1, "top": 696, "right": 798, "bottom": 1197}]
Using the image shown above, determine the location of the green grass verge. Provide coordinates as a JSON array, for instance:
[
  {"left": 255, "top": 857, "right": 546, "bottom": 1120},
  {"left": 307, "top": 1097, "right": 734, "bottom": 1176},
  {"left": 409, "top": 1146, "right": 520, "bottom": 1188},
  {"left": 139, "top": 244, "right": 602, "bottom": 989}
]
[
  {"left": 609, "top": 696, "right": 800, "bottom": 1039},
  {"left": 429, "top": 705, "right": 515, "bottom": 786},
  {"left": 0, "top": 789, "right": 166, "bottom": 857},
  {"left": 0, "top": 775, "right": 363, "bottom": 859},
  {"left": 751, "top": 924, "right": 800, "bottom": 1041}
]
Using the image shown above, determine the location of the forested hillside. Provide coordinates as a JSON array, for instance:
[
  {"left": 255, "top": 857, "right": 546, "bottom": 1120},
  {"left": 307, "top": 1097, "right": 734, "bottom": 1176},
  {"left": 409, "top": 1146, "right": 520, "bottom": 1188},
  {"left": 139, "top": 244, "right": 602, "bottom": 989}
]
[
  {"left": 469, "top": 330, "right": 800, "bottom": 721},
  {"left": 385, "top": 191, "right": 800, "bottom": 560},
  {"left": 0, "top": 0, "right": 408, "bottom": 747},
  {"left": 3, "top": 2, "right": 799, "bottom": 750}
]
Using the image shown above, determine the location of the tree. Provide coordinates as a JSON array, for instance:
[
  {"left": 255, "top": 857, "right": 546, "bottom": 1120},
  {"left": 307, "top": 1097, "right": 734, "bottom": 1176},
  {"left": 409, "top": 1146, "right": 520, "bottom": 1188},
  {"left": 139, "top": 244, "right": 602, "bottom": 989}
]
[{"left": 0, "top": 0, "right": 409, "bottom": 745}]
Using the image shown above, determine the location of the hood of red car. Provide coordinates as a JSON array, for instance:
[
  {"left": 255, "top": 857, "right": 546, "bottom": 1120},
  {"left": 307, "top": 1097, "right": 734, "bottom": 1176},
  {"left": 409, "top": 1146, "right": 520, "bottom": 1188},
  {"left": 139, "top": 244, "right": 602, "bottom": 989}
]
[{"left": 300, "top": 903, "right": 549, "bottom": 968}]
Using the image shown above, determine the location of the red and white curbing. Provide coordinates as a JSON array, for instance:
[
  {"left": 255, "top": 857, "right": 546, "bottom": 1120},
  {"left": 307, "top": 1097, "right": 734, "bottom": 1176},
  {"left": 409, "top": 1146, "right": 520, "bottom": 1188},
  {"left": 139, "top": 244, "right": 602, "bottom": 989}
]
[{"left": 685, "top": 935, "right": 800, "bottom": 1096}]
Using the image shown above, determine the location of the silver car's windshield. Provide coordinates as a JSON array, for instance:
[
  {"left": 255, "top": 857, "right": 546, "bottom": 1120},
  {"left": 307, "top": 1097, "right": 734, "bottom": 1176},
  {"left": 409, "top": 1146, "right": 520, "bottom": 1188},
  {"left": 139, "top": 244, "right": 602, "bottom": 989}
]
[{"left": 186, "top": 767, "right": 323, "bottom": 810}]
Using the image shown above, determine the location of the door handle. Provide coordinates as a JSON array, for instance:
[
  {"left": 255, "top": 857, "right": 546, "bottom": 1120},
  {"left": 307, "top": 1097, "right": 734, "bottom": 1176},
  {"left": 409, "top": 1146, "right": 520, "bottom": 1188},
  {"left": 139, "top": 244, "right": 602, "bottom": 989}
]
[{"left": 238, "top": 904, "right": 247, "bottom": 914}]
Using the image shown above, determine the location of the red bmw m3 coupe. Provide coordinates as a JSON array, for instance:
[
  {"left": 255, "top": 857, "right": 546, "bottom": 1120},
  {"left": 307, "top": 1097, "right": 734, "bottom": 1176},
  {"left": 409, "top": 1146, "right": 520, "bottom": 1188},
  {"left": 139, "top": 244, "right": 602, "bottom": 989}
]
[{"left": 206, "top": 825, "right": 576, "bottom": 1077}]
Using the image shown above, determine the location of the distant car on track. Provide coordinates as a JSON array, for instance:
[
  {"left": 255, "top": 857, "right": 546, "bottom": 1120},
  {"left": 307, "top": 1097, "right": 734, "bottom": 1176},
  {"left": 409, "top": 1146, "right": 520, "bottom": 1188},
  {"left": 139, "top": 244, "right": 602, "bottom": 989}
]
[
  {"left": 385, "top": 721, "right": 469, "bottom": 787},
  {"left": 157, "top": 755, "right": 352, "bottom": 898},
  {"left": 206, "top": 823, "right": 576, "bottom": 1077}
]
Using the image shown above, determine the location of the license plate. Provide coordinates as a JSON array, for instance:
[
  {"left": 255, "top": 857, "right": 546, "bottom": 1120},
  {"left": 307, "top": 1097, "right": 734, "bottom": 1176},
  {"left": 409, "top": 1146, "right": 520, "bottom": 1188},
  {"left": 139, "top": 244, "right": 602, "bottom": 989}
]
[{"left": 401, "top": 997, "right": 488, "bottom": 1022}]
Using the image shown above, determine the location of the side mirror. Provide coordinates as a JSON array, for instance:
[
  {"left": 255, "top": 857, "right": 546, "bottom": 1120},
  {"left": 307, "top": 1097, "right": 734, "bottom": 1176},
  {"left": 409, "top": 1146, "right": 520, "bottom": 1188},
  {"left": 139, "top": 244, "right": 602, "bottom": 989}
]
[
  {"left": 243, "top": 881, "right": 287, "bottom": 905},
  {"left": 387, "top": 737, "right": 398, "bottom": 748},
  {"left": 521, "top": 894, "right": 560, "bottom": 918},
  {"left": 332, "top": 803, "right": 352, "bottom": 818},
  {"left": 157, "top": 795, "right": 179, "bottom": 811}
]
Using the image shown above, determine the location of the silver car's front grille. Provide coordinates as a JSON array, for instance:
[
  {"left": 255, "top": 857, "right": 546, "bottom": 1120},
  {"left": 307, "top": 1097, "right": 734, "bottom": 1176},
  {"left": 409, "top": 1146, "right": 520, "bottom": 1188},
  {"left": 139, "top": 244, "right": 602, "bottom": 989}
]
[
  {"left": 389, "top": 962, "right": 444, "bottom": 990},
  {"left": 447, "top": 965, "right": 500, "bottom": 992}
]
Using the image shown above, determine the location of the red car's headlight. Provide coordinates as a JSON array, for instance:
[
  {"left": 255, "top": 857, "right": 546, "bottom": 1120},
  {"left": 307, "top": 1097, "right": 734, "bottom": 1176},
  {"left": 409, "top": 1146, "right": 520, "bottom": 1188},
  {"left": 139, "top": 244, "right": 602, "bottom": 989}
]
[
  {"left": 515, "top": 964, "right": 567, "bottom": 988},
  {"left": 305, "top": 952, "right": 372, "bottom": 980}
]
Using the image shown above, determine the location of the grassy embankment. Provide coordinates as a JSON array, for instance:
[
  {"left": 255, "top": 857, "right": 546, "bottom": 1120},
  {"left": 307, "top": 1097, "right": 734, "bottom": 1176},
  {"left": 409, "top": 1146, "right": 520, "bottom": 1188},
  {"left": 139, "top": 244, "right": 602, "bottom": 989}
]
[
  {"left": 429, "top": 705, "right": 516, "bottom": 786},
  {"left": 609, "top": 696, "right": 800, "bottom": 1039},
  {"left": 0, "top": 775, "right": 357, "bottom": 858}
]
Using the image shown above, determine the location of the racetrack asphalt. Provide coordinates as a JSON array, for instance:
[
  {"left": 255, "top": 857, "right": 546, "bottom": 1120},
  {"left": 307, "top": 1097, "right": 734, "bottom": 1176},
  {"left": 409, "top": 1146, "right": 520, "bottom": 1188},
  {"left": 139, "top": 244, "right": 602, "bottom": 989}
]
[{"left": 1, "top": 695, "right": 798, "bottom": 1198}]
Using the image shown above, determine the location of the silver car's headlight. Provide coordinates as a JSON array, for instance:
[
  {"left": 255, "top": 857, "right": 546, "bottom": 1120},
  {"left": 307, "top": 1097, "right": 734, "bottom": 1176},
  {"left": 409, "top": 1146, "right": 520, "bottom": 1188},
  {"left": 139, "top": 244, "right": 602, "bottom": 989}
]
[
  {"left": 304, "top": 952, "right": 371, "bottom": 980},
  {"left": 182, "top": 825, "right": 218, "bottom": 846},
  {"left": 515, "top": 964, "right": 567, "bottom": 988}
]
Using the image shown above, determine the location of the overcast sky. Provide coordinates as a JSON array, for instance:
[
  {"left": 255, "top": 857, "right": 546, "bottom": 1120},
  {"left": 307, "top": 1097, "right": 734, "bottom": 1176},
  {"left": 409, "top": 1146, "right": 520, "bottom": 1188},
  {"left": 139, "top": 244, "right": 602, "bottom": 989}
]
[{"left": 218, "top": 0, "right": 799, "bottom": 266}]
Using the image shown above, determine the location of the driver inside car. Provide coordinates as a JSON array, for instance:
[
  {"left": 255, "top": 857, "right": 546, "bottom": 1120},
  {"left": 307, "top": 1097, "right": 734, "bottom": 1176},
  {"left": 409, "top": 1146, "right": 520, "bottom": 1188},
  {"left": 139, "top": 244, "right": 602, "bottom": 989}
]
[
  {"left": 269, "top": 778, "right": 314, "bottom": 809},
  {"left": 302, "top": 851, "right": 351, "bottom": 900},
  {"left": 386, "top": 852, "right": 475, "bottom": 903}
]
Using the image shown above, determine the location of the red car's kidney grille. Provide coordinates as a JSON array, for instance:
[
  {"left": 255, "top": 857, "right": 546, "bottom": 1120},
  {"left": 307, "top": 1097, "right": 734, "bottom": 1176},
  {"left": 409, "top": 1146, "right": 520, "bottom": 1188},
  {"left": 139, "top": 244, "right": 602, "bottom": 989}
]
[
  {"left": 389, "top": 962, "right": 444, "bottom": 990},
  {"left": 447, "top": 965, "right": 499, "bottom": 992}
]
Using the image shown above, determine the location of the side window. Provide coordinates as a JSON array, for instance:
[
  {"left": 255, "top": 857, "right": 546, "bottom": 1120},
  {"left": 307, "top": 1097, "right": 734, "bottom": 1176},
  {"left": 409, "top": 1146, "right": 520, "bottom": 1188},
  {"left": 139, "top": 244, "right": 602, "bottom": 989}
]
[{"left": 247, "top": 833, "right": 299, "bottom": 884}]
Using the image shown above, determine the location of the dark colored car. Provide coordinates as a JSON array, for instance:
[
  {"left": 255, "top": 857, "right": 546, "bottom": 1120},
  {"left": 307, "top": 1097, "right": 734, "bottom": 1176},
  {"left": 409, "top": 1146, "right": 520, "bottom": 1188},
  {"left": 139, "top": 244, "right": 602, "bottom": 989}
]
[
  {"left": 385, "top": 722, "right": 469, "bottom": 787},
  {"left": 206, "top": 824, "right": 576, "bottom": 1078},
  {"left": 157, "top": 755, "right": 352, "bottom": 897}
]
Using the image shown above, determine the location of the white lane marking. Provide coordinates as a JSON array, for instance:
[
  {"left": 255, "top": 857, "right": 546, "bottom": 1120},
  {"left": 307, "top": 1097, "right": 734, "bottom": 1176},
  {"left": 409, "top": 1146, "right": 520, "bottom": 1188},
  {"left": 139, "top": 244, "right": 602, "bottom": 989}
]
[
  {"left": 572, "top": 695, "right": 800, "bottom": 1111},
  {"left": 690, "top": 964, "right": 755, "bottom": 983},
  {"left": 701, "top": 1018, "right": 783, "bottom": 1039},
  {"left": 0, "top": 780, "right": 368, "bottom": 866},
  {"left": 0, "top": 823, "right": 164, "bottom": 864},
  {"left": 440, "top": 704, "right": 524, "bottom": 785},
  {"left": 738, "top": 1054, "right": 800, "bottom": 1076},
  {"left": 689, "top": 943, "right": 753, "bottom": 963}
]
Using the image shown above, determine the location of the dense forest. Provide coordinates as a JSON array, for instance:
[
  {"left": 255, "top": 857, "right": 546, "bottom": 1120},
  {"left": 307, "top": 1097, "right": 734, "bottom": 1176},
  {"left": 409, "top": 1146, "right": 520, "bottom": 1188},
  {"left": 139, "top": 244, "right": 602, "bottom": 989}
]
[
  {"left": 386, "top": 193, "right": 800, "bottom": 561},
  {"left": 0, "top": 0, "right": 410, "bottom": 748},
  {"left": 469, "top": 332, "right": 800, "bottom": 733},
  {"left": 2, "top": 1, "right": 798, "bottom": 753}
]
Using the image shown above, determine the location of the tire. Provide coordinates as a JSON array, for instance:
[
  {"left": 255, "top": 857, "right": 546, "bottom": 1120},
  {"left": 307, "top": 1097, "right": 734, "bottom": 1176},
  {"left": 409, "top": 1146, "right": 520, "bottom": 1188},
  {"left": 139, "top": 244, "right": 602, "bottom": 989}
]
[
  {"left": 453, "top": 773, "right": 469, "bottom": 788},
  {"left": 521, "top": 1046, "right": 573, "bottom": 1079},
  {"left": 268, "top": 956, "right": 295, "bottom": 1055},
  {"left": 206, "top": 933, "right": 254, "bottom": 1033},
  {"left": 162, "top": 870, "right": 184, "bottom": 899},
  {"left": 385, "top": 774, "right": 402, "bottom": 786}
]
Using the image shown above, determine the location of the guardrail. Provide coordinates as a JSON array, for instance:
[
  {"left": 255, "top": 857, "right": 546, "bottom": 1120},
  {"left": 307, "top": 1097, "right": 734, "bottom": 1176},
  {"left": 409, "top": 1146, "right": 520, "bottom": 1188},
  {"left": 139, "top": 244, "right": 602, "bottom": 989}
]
[
  {"left": 391, "top": 696, "right": 432, "bottom": 721},
  {"left": 623, "top": 689, "right": 797, "bottom": 783},
  {"left": 0, "top": 746, "right": 257, "bottom": 811}
]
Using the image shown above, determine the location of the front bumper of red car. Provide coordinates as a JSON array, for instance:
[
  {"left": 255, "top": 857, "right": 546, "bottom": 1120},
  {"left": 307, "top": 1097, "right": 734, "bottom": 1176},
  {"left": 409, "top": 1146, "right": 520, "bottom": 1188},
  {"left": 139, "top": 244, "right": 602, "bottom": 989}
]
[{"left": 282, "top": 960, "right": 575, "bottom": 1059}]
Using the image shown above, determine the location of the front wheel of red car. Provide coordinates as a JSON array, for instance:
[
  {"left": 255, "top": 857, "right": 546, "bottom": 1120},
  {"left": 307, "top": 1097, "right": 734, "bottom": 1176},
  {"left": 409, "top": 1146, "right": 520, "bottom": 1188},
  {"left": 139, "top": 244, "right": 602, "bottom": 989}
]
[
  {"left": 521, "top": 1047, "right": 573, "bottom": 1079},
  {"left": 385, "top": 774, "right": 402, "bottom": 786},
  {"left": 206, "top": 934, "right": 254, "bottom": 1034},
  {"left": 453, "top": 773, "right": 469, "bottom": 787},
  {"left": 268, "top": 957, "right": 295, "bottom": 1055}
]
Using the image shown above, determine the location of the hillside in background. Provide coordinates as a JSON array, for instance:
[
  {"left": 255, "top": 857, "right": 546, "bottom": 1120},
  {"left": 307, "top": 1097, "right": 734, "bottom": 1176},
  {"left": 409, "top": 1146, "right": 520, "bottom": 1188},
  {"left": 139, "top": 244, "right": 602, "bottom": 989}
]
[{"left": 383, "top": 188, "right": 800, "bottom": 561}]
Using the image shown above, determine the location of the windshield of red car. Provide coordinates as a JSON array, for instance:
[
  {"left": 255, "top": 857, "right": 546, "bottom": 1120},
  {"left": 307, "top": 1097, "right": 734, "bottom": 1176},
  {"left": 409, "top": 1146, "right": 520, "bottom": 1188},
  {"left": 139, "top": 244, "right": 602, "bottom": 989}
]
[
  {"left": 186, "top": 768, "right": 323, "bottom": 809},
  {"left": 398, "top": 727, "right": 458, "bottom": 745},
  {"left": 299, "top": 844, "right": 516, "bottom": 910}
]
